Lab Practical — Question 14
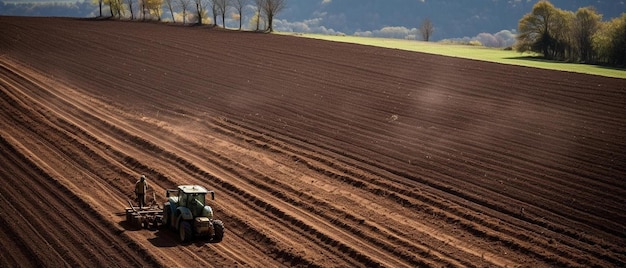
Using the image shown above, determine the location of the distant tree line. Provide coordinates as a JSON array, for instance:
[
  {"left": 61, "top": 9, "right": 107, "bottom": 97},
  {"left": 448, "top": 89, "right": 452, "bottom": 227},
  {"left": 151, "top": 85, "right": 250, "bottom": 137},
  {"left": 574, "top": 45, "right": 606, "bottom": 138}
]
[
  {"left": 0, "top": 1, "right": 95, "bottom": 17},
  {"left": 96, "top": 0, "right": 284, "bottom": 32},
  {"left": 516, "top": 0, "right": 626, "bottom": 65}
]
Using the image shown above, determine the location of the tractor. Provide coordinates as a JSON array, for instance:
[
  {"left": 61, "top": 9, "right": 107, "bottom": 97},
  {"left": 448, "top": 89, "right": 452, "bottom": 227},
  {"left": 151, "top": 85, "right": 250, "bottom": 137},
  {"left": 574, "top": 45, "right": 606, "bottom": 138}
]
[{"left": 162, "top": 185, "right": 224, "bottom": 243}]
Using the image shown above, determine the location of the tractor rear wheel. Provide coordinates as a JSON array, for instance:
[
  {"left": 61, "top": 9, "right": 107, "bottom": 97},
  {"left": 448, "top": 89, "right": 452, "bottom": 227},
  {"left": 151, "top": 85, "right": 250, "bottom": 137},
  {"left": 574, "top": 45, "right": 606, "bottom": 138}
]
[
  {"left": 212, "top": 220, "right": 224, "bottom": 243},
  {"left": 179, "top": 220, "right": 192, "bottom": 243}
]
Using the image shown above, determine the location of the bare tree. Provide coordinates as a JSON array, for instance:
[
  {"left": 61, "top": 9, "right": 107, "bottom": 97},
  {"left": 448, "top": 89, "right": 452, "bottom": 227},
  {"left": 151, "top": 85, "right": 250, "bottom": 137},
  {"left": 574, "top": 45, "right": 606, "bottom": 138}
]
[
  {"left": 419, "top": 17, "right": 434, "bottom": 41},
  {"left": 262, "top": 0, "right": 285, "bottom": 32},
  {"left": 178, "top": 0, "right": 191, "bottom": 24},
  {"left": 165, "top": 0, "right": 175, "bottom": 22},
  {"left": 215, "top": 0, "right": 230, "bottom": 28},
  {"left": 208, "top": 0, "right": 218, "bottom": 26},
  {"left": 139, "top": 0, "right": 147, "bottom": 20},
  {"left": 94, "top": 0, "right": 104, "bottom": 17},
  {"left": 109, "top": 2, "right": 115, "bottom": 17},
  {"left": 127, "top": 0, "right": 135, "bottom": 19},
  {"left": 253, "top": 0, "right": 264, "bottom": 31},
  {"left": 232, "top": 0, "right": 247, "bottom": 30},
  {"left": 194, "top": 0, "right": 207, "bottom": 24}
]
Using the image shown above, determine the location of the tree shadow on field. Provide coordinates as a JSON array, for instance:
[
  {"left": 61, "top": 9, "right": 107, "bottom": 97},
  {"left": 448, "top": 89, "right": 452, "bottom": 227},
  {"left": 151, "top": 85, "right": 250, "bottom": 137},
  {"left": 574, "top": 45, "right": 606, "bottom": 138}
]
[
  {"left": 594, "top": 64, "right": 626, "bottom": 72},
  {"left": 503, "top": 55, "right": 563, "bottom": 63},
  {"left": 504, "top": 55, "right": 626, "bottom": 71}
]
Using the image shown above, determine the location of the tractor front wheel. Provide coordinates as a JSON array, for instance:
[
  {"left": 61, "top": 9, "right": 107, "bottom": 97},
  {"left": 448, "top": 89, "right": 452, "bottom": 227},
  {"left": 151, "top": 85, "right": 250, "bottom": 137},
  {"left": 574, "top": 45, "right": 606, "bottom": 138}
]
[{"left": 212, "top": 220, "right": 224, "bottom": 243}]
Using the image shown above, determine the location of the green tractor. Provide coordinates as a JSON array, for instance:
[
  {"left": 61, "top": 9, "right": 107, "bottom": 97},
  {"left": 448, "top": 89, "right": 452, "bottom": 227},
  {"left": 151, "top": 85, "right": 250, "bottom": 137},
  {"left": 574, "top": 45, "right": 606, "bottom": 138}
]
[{"left": 162, "top": 185, "right": 224, "bottom": 243}]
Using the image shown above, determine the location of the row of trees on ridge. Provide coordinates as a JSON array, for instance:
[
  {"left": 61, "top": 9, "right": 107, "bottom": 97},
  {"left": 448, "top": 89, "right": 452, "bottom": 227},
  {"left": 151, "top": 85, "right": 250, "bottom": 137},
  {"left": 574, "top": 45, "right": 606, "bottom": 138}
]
[
  {"left": 516, "top": 0, "right": 626, "bottom": 65},
  {"left": 96, "top": 0, "right": 285, "bottom": 32}
]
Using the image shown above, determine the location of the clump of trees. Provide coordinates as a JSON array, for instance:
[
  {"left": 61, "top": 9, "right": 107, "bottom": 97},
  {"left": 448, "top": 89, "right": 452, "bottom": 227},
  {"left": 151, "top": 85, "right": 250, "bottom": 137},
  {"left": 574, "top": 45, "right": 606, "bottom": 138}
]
[{"left": 516, "top": 0, "right": 626, "bottom": 65}]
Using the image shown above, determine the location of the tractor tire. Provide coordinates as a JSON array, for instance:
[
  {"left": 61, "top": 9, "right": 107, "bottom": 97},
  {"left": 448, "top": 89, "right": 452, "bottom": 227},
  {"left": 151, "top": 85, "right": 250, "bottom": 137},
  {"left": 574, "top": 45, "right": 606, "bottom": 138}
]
[
  {"left": 162, "top": 205, "right": 171, "bottom": 229},
  {"left": 132, "top": 215, "right": 142, "bottom": 230},
  {"left": 212, "top": 220, "right": 224, "bottom": 243},
  {"left": 152, "top": 217, "right": 160, "bottom": 229},
  {"left": 125, "top": 210, "right": 132, "bottom": 222},
  {"left": 179, "top": 220, "right": 193, "bottom": 243}
]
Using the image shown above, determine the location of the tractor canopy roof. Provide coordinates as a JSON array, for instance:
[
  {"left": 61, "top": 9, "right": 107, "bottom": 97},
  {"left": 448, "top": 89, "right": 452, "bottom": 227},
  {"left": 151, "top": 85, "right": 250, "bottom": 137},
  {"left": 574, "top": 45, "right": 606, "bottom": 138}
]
[{"left": 178, "top": 185, "right": 208, "bottom": 194}]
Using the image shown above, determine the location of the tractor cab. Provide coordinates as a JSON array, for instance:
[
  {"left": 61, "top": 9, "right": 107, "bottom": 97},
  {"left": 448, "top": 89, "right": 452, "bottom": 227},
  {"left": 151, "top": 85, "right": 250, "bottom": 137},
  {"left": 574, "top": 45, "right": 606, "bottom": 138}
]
[
  {"left": 163, "top": 184, "right": 224, "bottom": 243},
  {"left": 166, "top": 185, "right": 215, "bottom": 217}
]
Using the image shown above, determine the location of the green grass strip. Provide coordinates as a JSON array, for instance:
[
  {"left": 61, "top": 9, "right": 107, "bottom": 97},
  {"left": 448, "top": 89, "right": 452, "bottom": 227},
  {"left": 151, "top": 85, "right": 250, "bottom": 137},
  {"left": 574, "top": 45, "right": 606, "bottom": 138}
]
[{"left": 281, "top": 33, "right": 625, "bottom": 79}]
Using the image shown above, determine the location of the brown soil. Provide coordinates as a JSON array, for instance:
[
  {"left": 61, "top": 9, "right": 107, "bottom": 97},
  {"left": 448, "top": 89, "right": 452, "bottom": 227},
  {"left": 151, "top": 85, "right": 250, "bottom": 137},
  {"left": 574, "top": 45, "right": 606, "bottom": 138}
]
[{"left": 0, "top": 16, "right": 625, "bottom": 267}]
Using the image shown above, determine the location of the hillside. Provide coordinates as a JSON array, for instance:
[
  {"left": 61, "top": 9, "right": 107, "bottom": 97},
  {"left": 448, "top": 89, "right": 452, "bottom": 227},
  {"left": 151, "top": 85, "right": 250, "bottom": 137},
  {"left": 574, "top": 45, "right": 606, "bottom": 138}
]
[{"left": 0, "top": 16, "right": 625, "bottom": 267}]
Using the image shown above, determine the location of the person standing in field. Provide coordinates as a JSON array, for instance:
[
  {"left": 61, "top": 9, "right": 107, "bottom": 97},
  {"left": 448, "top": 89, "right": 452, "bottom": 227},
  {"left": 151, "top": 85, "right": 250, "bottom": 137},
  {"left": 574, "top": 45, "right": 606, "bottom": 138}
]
[{"left": 135, "top": 175, "right": 148, "bottom": 208}]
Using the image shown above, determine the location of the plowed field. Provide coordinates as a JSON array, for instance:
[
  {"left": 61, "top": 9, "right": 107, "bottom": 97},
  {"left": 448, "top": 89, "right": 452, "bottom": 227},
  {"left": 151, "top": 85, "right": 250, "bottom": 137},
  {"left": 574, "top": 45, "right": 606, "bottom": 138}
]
[{"left": 1, "top": 16, "right": 625, "bottom": 267}]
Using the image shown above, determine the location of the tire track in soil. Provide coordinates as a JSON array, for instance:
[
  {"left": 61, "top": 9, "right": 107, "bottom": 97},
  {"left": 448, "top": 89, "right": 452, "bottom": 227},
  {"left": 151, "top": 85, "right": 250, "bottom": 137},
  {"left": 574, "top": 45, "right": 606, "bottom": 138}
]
[
  {"left": 206, "top": 117, "right": 571, "bottom": 267},
  {"left": 201, "top": 118, "right": 500, "bottom": 267},
  {"left": 116, "top": 109, "right": 512, "bottom": 266},
  {"left": 98, "top": 113, "right": 438, "bottom": 267},
  {"left": 214, "top": 113, "right": 620, "bottom": 267}
]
